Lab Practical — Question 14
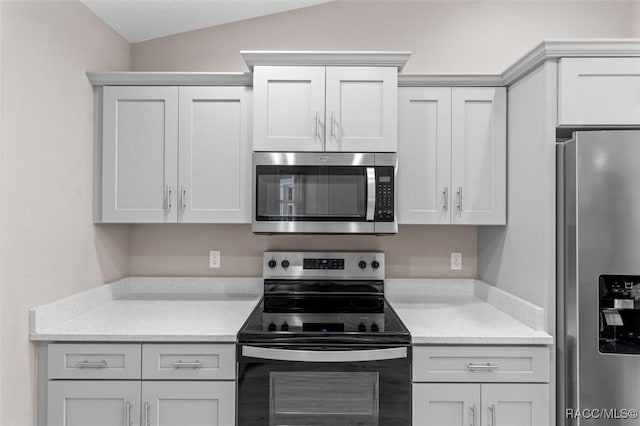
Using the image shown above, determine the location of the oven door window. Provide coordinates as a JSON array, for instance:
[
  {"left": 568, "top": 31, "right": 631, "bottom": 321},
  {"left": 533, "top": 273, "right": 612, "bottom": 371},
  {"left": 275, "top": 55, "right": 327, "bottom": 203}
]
[
  {"left": 270, "top": 371, "right": 379, "bottom": 426},
  {"left": 255, "top": 166, "right": 366, "bottom": 221}
]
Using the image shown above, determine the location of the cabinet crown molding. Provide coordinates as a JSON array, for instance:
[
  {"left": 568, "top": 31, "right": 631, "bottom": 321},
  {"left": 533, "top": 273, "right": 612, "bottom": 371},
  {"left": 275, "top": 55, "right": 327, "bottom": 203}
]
[
  {"left": 503, "top": 38, "right": 640, "bottom": 85},
  {"left": 240, "top": 50, "right": 412, "bottom": 70},
  {"left": 87, "top": 72, "right": 253, "bottom": 86}
]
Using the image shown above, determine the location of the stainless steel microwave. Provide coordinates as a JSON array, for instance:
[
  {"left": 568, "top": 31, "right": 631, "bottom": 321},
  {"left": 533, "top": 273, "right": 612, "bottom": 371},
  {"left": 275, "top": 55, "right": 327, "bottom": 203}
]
[{"left": 252, "top": 152, "right": 397, "bottom": 234}]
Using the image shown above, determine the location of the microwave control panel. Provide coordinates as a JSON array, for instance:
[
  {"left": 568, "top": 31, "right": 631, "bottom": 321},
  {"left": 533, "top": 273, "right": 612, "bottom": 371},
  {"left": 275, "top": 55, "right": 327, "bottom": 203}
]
[{"left": 375, "top": 167, "right": 394, "bottom": 221}]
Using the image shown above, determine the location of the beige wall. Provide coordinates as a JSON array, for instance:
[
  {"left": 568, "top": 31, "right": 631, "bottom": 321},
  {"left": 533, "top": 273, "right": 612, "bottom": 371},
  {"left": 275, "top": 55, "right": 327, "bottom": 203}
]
[
  {"left": 0, "top": 1, "right": 130, "bottom": 425},
  {"left": 131, "top": 0, "right": 633, "bottom": 73},
  {"left": 632, "top": 0, "right": 640, "bottom": 37},
  {"left": 130, "top": 225, "right": 477, "bottom": 278}
]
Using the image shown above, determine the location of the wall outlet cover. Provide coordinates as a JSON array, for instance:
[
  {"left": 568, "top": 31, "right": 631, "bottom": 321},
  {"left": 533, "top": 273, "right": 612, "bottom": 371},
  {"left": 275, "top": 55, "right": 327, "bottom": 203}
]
[
  {"left": 451, "top": 252, "right": 462, "bottom": 270},
  {"left": 209, "top": 250, "right": 221, "bottom": 268}
]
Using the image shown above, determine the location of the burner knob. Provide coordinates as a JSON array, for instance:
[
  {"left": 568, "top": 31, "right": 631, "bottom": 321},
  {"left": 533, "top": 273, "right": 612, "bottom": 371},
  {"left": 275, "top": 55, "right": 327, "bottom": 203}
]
[
  {"left": 370, "top": 323, "right": 380, "bottom": 332},
  {"left": 358, "top": 261, "right": 367, "bottom": 269},
  {"left": 268, "top": 260, "right": 277, "bottom": 269},
  {"left": 371, "top": 260, "right": 380, "bottom": 269},
  {"left": 281, "top": 260, "right": 290, "bottom": 269},
  {"left": 358, "top": 323, "right": 367, "bottom": 332},
  {"left": 268, "top": 322, "right": 277, "bottom": 332},
  {"left": 281, "top": 322, "right": 289, "bottom": 331}
]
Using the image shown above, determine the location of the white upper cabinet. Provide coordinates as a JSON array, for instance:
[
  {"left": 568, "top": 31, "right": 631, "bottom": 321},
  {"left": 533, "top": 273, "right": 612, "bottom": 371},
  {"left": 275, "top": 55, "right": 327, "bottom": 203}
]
[
  {"left": 397, "top": 86, "right": 506, "bottom": 225},
  {"left": 253, "top": 66, "right": 325, "bottom": 152},
  {"left": 253, "top": 66, "right": 398, "bottom": 152},
  {"left": 98, "top": 86, "right": 252, "bottom": 224},
  {"left": 102, "top": 86, "right": 179, "bottom": 223},
  {"left": 325, "top": 67, "right": 397, "bottom": 152},
  {"left": 178, "top": 87, "right": 252, "bottom": 223},
  {"left": 397, "top": 87, "right": 452, "bottom": 224},
  {"left": 558, "top": 57, "right": 640, "bottom": 126},
  {"left": 451, "top": 87, "right": 506, "bottom": 225}
]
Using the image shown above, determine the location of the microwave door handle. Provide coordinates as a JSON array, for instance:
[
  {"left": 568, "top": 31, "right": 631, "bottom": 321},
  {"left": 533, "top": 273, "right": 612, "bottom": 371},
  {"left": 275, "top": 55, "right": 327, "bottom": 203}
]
[
  {"left": 242, "top": 346, "right": 407, "bottom": 362},
  {"left": 366, "top": 167, "right": 376, "bottom": 221}
]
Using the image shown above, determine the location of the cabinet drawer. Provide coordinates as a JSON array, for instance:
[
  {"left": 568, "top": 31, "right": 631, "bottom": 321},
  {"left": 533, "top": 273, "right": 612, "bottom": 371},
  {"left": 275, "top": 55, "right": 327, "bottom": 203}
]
[
  {"left": 142, "top": 344, "right": 235, "bottom": 380},
  {"left": 48, "top": 343, "right": 141, "bottom": 379},
  {"left": 413, "top": 346, "right": 549, "bottom": 383}
]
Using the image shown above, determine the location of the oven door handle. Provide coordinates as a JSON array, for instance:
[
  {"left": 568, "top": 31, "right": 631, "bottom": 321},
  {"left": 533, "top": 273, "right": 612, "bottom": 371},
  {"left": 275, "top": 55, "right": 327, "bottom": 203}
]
[
  {"left": 242, "top": 346, "right": 407, "bottom": 362},
  {"left": 366, "top": 167, "right": 376, "bottom": 221}
]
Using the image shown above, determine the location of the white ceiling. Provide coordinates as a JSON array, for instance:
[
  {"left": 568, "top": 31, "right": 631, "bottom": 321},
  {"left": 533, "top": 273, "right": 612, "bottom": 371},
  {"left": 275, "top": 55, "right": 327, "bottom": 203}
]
[{"left": 81, "top": 0, "right": 336, "bottom": 43}]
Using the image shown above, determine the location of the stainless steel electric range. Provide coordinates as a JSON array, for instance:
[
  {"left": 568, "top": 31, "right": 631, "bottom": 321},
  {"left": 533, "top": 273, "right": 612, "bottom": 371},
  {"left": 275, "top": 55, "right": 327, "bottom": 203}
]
[{"left": 237, "top": 251, "right": 411, "bottom": 426}]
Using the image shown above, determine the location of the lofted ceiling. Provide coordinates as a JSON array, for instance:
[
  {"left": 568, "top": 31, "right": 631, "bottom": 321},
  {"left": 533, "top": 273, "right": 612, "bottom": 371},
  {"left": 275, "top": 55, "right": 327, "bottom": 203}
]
[{"left": 81, "top": 0, "right": 336, "bottom": 43}]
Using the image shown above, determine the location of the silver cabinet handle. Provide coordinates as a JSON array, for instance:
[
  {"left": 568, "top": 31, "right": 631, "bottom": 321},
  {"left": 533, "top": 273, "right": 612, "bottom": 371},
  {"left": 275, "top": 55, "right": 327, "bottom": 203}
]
[
  {"left": 315, "top": 111, "right": 320, "bottom": 138},
  {"left": 144, "top": 402, "right": 151, "bottom": 426},
  {"left": 456, "top": 187, "right": 463, "bottom": 212},
  {"left": 442, "top": 187, "right": 449, "bottom": 211},
  {"left": 488, "top": 404, "right": 496, "bottom": 426},
  {"left": 166, "top": 185, "right": 172, "bottom": 211},
  {"left": 242, "top": 346, "right": 407, "bottom": 362},
  {"left": 467, "top": 363, "right": 500, "bottom": 371},
  {"left": 330, "top": 111, "right": 335, "bottom": 137},
  {"left": 75, "top": 360, "right": 108, "bottom": 368},
  {"left": 469, "top": 403, "right": 476, "bottom": 426},
  {"left": 181, "top": 186, "right": 186, "bottom": 211},
  {"left": 171, "top": 360, "right": 203, "bottom": 369},
  {"left": 366, "top": 167, "right": 376, "bottom": 221},
  {"left": 125, "top": 401, "right": 133, "bottom": 426}
]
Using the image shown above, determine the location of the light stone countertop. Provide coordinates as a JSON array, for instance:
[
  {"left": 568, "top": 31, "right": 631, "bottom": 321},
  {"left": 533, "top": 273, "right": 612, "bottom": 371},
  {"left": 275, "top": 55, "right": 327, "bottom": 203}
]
[
  {"left": 30, "top": 277, "right": 552, "bottom": 345},
  {"left": 30, "top": 277, "right": 262, "bottom": 342},
  {"left": 387, "top": 279, "right": 553, "bottom": 345}
]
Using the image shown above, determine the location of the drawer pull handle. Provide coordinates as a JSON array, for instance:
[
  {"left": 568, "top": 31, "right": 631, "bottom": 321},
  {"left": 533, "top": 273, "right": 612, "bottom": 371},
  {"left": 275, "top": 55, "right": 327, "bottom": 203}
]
[
  {"left": 467, "top": 363, "right": 499, "bottom": 371},
  {"left": 75, "top": 360, "right": 108, "bottom": 368},
  {"left": 171, "top": 360, "right": 203, "bottom": 369}
]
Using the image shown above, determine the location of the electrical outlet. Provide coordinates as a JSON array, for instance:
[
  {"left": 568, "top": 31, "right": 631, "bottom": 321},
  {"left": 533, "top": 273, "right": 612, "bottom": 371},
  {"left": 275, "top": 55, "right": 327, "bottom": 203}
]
[
  {"left": 209, "top": 250, "right": 221, "bottom": 268},
  {"left": 451, "top": 252, "right": 462, "bottom": 271}
]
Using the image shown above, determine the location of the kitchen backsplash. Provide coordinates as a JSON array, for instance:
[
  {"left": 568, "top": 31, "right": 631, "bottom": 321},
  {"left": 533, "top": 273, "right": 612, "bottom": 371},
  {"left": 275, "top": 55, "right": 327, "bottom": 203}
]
[{"left": 128, "top": 224, "right": 477, "bottom": 278}]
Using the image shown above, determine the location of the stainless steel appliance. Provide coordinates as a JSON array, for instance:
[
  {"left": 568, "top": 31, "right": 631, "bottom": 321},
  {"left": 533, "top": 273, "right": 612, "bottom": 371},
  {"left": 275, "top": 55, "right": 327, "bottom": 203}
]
[
  {"left": 252, "top": 153, "right": 397, "bottom": 234},
  {"left": 237, "top": 251, "right": 411, "bottom": 426},
  {"left": 558, "top": 131, "right": 640, "bottom": 425}
]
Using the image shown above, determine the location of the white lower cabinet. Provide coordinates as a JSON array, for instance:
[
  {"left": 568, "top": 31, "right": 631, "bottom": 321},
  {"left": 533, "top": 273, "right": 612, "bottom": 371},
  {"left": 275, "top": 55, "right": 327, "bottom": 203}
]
[
  {"left": 142, "top": 381, "right": 235, "bottom": 426},
  {"left": 47, "top": 381, "right": 141, "bottom": 426},
  {"left": 46, "top": 343, "right": 236, "bottom": 426},
  {"left": 412, "top": 346, "right": 551, "bottom": 426},
  {"left": 413, "top": 383, "right": 549, "bottom": 426}
]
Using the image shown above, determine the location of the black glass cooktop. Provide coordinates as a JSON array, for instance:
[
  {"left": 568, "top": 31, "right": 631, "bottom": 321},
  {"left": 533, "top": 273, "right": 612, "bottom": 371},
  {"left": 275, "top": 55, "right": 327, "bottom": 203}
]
[{"left": 237, "top": 295, "right": 410, "bottom": 345}]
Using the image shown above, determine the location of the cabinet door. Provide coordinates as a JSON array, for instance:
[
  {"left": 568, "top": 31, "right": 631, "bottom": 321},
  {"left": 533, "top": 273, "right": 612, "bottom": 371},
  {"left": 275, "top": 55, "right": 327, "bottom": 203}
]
[
  {"left": 325, "top": 67, "right": 397, "bottom": 152},
  {"left": 558, "top": 57, "right": 640, "bottom": 126},
  {"left": 397, "top": 87, "right": 451, "bottom": 224},
  {"left": 48, "top": 381, "right": 140, "bottom": 426},
  {"left": 178, "top": 87, "right": 252, "bottom": 223},
  {"left": 253, "top": 66, "right": 325, "bottom": 152},
  {"left": 102, "top": 86, "right": 178, "bottom": 223},
  {"left": 413, "top": 383, "right": 480, "bottom": 426},
  {"left": 481, "top": 384, "right": 549, "bottom": 426},
  {"left": 451, "top": 87, "right": 506, "bottom": 225},
  {"left": 142, "top": 381, "right": 235, "bottom": 426}
]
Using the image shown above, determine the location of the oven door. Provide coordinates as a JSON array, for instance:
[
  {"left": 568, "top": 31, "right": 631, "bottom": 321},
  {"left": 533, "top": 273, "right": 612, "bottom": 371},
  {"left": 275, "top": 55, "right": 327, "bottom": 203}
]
[
  {"left": 237, "top": 345, "right": 411, "bottom": 426},
  {"left": 252, "top": 152, "right": 397, "bottom": 234}
]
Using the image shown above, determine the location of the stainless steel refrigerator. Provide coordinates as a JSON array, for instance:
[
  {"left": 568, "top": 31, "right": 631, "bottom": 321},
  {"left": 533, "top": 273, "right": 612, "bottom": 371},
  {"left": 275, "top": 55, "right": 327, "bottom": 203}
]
[{"left": 558, "top": 130, "right": 640, "bottom": 425}]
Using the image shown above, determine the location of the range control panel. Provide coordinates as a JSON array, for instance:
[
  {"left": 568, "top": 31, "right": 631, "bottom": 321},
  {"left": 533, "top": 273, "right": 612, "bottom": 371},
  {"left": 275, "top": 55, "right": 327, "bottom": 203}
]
[{"left": 263, "top": 252, "right": 385, "bottom": 280}]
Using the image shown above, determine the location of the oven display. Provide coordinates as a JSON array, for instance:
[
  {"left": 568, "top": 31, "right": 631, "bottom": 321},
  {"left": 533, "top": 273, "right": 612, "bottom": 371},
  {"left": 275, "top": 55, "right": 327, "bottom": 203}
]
[{"left": 303, "top": 258, "right": 344, "bottom": 270}]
